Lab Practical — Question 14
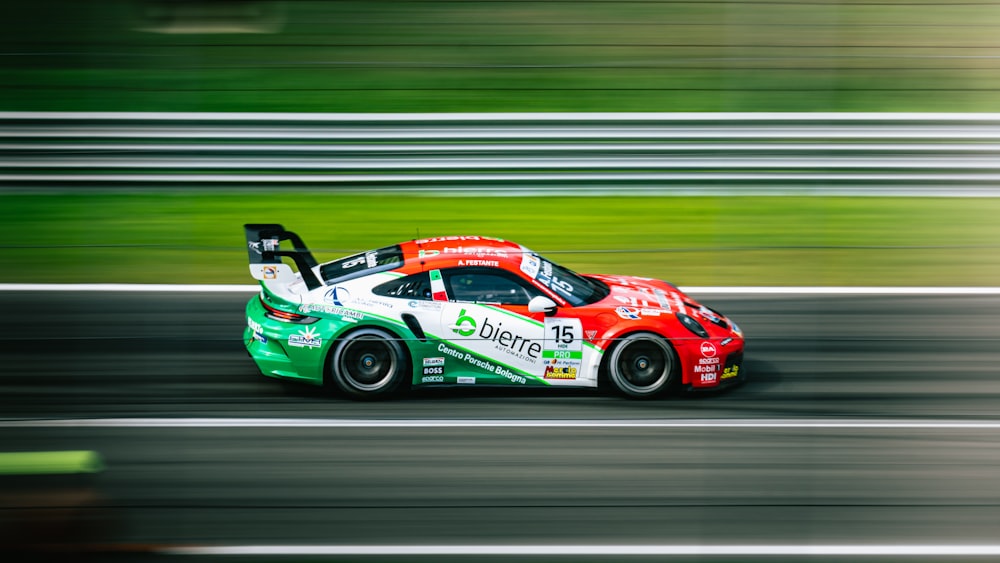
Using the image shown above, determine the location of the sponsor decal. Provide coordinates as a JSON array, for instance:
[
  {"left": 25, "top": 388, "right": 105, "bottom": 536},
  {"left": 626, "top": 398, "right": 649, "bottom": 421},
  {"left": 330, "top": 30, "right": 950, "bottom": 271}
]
[
  {"left": 453, "top": 308, "right": 478, "bottom": 337},
  {"left": 640, "top": 308, "right": 669, "bottom": 317},
  {"left": 720, "top": 337, "right": 734, "bottom": 347},
  {"left": 700, "top": 372, "right": 718, "bottom": 383},
  {"left": 415, "top": 236, "right": 505, "bottom": 245},
  {"left": 700, "top": 341, "right": 717, "bottom": 358},
  {"left": 298, "top": 304, "right": 364, "bottom": 322},
  {"left": 457, "top": 376, "right": 476, "bottom": 384},
  {"left": 694, "top": 364, "right": 718, "bottom": 374},
  {"left": 436, "top": 343, "right": 528, "bottom": 385},
  {"left": 422, "top": 357, "right": 446, "bottom": 377},
  {"left": 520, "top": 252, "right": 541, "bottom": 279},
  {"left": 721, "top": 365, "right": 740, "bottom": 379},
  {"left": 699, "top": 357, "right": 721, "bottom": 365},
  {"left": 613, "top": 294, "right": 635, "bottom": 305},
  {"left": 543, "top": 350, "right": 583, "bottom": 361},
  {"left": 699, "top": 306, "right": 720, "bottom": 323},
  {"left": 288, "top": 326, "right": 322, "bottom": 349},
  {"left": 444, "top": 245, "right": 509, "bottom": 257},
  {"left": 408, "top": 300, "right": 442, "bottom": 311},
  {"left": 247, "top": 317, "right": 267, "bottom": 343},
  {"left": 324, "top": 287, "right": 350, "bottom": 306},
  {"left": 673, "top": 293, "right": 686, "bottom": 314},
  {"left": 450, "top": 309, "right": 542, "bottom": 362},
  {"left": 249, "top": 240, "right": 278, "bottom": 255},
  {"left": 613, "top": 294, "right": 671, "bottom": 313},
  {"left": 480, "top": 315, "right": 542, "bottom": 361},
  {"left": 421, "top": 375, "right": 445, "bottom": 383},
  {"left": 615, "top": 307, "right": 640, "bottom": 320},
  {"left": 654, "top": 289, "right": 673, "bottom": 312},
  {"left": 418, "top": 249, "right": 440, "bottom": 259},
  {"left": 462, "top": 353, "right": 495, "bottom": 372},
  {"left": 437, "top": 343, "right": 466, "bottom": 360},
  {"left": 544, "top": 366, "right": 577, "bottom": 380},
  {"left": 543, "top": 317, "right": 583, "bottom": 377},
  {"left": 262, "top": 266, "right": 277, "bottom": 279},
  {"left": 494, "top": 365, "right": 527, "bottom": 384}
]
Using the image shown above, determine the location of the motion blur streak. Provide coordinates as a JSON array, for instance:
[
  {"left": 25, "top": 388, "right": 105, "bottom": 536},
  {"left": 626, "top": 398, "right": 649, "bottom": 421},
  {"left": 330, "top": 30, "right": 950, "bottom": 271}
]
[
  {"left": 4, "top": 1, "right": 1000, "bottom": 113},
  {"left": 5, "top": 112, "right": 1000, "bottom": 195},
  {"left": 5, "top": 418, "right": 1000, "bottom": 429},
  {"left": 164, "top": 544, "right": 1000, "bottom": 556}
]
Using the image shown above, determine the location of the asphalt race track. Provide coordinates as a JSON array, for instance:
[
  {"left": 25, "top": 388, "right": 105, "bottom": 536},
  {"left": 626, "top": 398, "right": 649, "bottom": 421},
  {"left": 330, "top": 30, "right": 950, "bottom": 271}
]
[{"left": 2, "top": 289, "right": 1000, "bottom": 562}]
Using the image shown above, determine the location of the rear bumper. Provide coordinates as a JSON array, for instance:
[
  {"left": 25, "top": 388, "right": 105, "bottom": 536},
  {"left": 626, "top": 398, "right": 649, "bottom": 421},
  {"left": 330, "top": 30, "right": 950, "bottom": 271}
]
[{"left": 245, "top": 300, "right": 322, "bottom": 385}]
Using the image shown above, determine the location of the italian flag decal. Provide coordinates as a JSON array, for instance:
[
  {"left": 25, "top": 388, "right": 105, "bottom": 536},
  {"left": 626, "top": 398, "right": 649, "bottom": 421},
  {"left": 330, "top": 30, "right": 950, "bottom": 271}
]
[{"left": 430, "top": 269, "right": 448, "bottom": 301}]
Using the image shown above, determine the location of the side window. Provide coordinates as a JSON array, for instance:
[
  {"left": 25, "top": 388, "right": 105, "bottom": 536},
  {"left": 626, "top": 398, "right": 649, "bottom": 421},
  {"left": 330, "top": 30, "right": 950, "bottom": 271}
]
[
  {"left": 442, "top": 267, "right": 538, "bottom": 306},
  {"left": 372, "top": 272, "right": 432, "bottom": 300}
]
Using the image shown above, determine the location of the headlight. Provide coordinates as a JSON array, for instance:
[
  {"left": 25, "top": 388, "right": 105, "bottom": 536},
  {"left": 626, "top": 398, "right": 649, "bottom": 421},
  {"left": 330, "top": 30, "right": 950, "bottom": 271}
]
[
  {"left": 729, "top": 320, "right": 743, "bottom": 337},
  {"left": 676, "top": 312, "right": 708, "bottom": 338}
]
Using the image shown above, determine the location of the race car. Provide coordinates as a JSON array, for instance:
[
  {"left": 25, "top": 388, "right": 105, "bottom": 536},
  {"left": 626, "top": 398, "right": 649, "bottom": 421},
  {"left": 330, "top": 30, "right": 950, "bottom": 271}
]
[{"left": 243, "top": 224, "right": 745, "bottom": 400}]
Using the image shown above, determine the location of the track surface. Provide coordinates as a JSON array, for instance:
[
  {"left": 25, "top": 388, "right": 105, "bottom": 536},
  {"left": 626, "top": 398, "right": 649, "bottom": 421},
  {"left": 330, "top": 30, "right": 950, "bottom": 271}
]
[{"left": 2, "top": 290, "right": 1000, "bottom": 561}]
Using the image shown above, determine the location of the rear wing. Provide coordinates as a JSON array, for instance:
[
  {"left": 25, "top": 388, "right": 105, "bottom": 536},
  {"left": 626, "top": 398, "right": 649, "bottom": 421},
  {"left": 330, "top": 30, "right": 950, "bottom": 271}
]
[{"left": 244, "top": 224, "right": 323, "bottom": 290}]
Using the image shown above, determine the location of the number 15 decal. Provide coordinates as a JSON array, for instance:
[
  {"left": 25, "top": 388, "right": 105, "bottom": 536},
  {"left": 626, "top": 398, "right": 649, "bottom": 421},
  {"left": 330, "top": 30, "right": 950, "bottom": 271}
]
[
  {"left": 543, "top": 317, "right": 583, "bottom": 377},
  {"left": 550, "top": 324, "right": 574, "bottom": 344},
  {"left": 544, "top": 318, "right": 582, "bottom": 352}
]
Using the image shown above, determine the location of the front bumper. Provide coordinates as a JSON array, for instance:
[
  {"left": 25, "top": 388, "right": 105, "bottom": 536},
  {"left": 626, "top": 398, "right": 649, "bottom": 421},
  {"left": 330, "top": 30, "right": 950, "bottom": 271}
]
[{"left": 687, "top": 348, "right": 745, "bottom": 390}]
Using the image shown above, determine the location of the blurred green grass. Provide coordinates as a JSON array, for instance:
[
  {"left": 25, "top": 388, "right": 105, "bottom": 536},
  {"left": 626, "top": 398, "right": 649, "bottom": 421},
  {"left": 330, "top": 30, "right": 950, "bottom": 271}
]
[
  {"left": 4, "top": 193, "right": 999, "bottom": 286},
  {"left": 4, "top": 0, "right": 1000, "bottom": 112}
]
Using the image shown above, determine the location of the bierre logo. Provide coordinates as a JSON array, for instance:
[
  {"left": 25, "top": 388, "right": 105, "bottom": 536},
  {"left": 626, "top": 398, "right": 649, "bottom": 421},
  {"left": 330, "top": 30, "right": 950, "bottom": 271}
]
[{"left": 451, "top": 309, "right": 541, "bottom": 360}]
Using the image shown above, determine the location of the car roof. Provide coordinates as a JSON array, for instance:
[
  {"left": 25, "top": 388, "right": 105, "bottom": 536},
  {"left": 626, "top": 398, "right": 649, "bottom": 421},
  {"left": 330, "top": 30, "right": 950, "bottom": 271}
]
[{"left": 398, "top": 236, "right": 529, "bottom": 272}]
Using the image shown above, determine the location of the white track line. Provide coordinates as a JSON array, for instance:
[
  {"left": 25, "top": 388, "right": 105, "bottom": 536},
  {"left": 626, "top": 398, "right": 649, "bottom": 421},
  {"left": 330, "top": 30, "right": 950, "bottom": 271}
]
[
  {"left": 2, "top": 284, "right": 1000, "bottom": 295},
  {"left": 163, "top": 544, "right": 1000, "bottom": 556},
  {"left": 4, "top": 418, "right": 1000, "bottom": 429},
  {"left": 6, "top": 111, "right": 1000, "bottom": 121}
]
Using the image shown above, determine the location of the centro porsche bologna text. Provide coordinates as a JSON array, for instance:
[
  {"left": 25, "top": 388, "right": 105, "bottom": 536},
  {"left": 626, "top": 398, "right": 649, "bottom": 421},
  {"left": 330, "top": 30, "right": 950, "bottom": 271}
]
[{"left": 437, "top": 343, "right": 527, "bottom": 385}]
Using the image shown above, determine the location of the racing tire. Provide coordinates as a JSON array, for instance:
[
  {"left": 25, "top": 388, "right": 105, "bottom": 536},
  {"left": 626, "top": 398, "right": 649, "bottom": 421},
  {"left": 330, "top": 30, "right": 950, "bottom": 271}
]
[
  {"left": 606, "top": 332, "right": 677, "bottom": 399},
  {"left": 330, "top": 328, "right": 408, "bottom": 400}
]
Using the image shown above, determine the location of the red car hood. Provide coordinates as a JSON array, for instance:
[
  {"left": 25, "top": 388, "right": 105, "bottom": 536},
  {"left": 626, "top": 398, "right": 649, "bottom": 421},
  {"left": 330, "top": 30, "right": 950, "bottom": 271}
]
[{"left": 587, "top": 274, "right": 700, "bottom": 312}]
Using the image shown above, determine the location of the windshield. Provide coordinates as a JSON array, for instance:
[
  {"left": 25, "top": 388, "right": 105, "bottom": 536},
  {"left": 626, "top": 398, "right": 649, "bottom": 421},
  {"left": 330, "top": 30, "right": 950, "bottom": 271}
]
[{"left": 520, "top": 251, "right": 609, "bottom": 307}]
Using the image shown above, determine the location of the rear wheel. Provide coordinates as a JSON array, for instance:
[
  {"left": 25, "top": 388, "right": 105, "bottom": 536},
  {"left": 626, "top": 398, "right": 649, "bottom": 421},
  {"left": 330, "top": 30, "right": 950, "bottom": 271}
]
[
  {"left": 330, "top": 328, "right": 407, "bottom": 400},
  {"left": 606, "top": 332, "right": 677, "bottom": 399}
]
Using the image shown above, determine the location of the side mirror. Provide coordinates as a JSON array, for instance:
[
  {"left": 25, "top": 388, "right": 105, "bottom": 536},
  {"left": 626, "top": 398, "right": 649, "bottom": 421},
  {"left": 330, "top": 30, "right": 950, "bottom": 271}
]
[{"left": 527, "top": 295, "right": 558, "bottom": 316}]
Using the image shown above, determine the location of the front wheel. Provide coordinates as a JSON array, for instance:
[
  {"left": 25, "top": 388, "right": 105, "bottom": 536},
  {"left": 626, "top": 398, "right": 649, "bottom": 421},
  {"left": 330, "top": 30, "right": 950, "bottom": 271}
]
[
  {"left": 606, "top": 332, "right": 677, "bottom": 399},
  {"left": 330, "top": 328, "right": 407, "bottom": 400}
]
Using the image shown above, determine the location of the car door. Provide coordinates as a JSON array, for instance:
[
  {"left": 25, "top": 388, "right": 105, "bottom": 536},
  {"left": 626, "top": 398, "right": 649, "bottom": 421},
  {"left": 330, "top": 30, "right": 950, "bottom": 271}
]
[{"left": 432, "top": 267, "right": 550, "bottom": 386}]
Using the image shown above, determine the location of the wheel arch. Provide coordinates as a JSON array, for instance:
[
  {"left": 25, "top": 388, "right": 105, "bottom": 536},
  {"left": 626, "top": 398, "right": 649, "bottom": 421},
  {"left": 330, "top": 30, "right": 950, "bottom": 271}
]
[
  {"left": 322, "top": 321, "right": 415, "bottom": 388},
  {"left": 598, "top": 328, "right": 682, "bottom": 397},
  {"left": 597, "top": 327, "right": 681, "bottom": 375}
]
